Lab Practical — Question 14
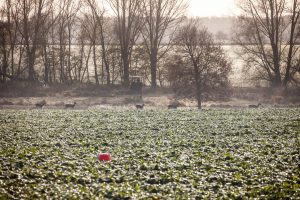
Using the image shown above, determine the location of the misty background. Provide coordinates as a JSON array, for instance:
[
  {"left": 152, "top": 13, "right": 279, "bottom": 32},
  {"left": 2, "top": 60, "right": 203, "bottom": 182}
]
[{"left": 0, "top": 0, "right": 299, "bottom": 108}]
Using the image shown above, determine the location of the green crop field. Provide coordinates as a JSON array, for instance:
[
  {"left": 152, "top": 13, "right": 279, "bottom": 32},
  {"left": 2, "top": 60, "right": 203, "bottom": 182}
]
[{"left": 0, "top": 108, "right": 299, "bottom": 199}]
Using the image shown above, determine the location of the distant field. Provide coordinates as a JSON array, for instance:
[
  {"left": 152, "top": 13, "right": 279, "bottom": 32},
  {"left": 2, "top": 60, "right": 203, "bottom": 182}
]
[{"left": 0, "top": 109, "right": 299, "bottom": 199}]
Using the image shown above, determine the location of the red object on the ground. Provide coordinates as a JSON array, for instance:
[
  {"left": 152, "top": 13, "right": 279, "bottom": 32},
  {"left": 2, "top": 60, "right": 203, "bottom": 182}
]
[{"left": 98, "top": 153, "right": 111, "bottom": 161}]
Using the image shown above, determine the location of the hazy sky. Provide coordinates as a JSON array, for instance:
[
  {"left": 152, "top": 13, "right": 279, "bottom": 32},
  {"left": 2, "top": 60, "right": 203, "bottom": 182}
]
[
  {"left": 189, "top": 0, "right": 237, "bottom": 17},
  {"left": 0, "top": 0, "right": 239, "bottom": 17}
]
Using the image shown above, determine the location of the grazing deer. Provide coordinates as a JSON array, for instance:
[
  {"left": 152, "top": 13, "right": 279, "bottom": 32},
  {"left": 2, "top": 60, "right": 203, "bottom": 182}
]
[
  {"left": 65, "top": 102, "right": 76, "bottom": 108},
  {"left": 35, "top": 100, "right": 46, "bottom": 108},
  {"left": 248, "top": 103, "right": 261, "bottom": 108},
  {"left": 168, "top": 104, "right": 178, "bottom": 109},
  {"left": 135, "top": 104, "right": 144, "bottom": 109}
]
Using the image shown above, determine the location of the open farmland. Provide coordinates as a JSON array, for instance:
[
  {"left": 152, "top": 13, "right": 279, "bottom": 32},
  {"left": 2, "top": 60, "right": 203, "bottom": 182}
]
[{"left": 0, "top": 108, "right": 299, "bottom": 199}]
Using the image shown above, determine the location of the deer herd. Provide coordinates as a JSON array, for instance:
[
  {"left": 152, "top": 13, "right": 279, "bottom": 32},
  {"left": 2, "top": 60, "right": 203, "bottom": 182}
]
[
  {"left": 35, "top": 100, "right": 262, "bottom": 109},
  {"left": 35, "top": 100, "right": 76, "bottom": 109}
]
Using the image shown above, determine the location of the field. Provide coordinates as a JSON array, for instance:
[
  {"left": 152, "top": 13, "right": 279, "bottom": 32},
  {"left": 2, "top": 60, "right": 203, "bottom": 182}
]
[{"left": 0, "top": 108, "right": 299, "bottom": 199}]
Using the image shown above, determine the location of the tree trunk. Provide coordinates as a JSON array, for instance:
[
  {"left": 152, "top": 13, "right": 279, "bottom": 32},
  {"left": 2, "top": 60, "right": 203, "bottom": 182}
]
[
  {"left": 150, "top": 49, "right": 157, "bottom": 89},
  {"left": 26, "top": 0, "right": 43, "bottom": 83},
  {"left": 93, "top": 42, "right": 99, "bottom": 85},
  {"left": 28, "top": 50, "right": 36, "bottom": 82},
  {"left": 100, "top": 34, "right": 110, "bottom": 85},
  {"left": 81, "top": 45, "right": 92, "bottom": 82},
  {"left": 1, "top": 52, "right": 8, "bottom": 82},
  {"left": 123, "top": 51, "right": 130, "bottom": 87},
  {"left": 17, "top": 44, "right": 24, "bottom": 78},
  {"left": 195, "top": 78, "right": 202, "bottom": 109},
  {"left": 59, "top": 40, "right": 65, "bottom": 83},
  {"left": 0, "top": 29, "right": 8, "bottom": 82},
  {"left": 67, "top": 23, "right": 73, "bottom": 83},
  {"left": 192, "top": 60, "right": 202, "bottom": 109},
  {"left": 106, "top": 61, "right": 111, "bottom": 85},
  {"left": 51, "top": 45, "right": 56, "bottom": 83},
  {"left": 271, "top": 44, "right": 282, "bottom": 87},
  {"left": 101, "top": 56, "right": 104, "bottom": 84},
  {"left": 78, "top": 42, "right": 84, "bottom": 81},
  {"left": 283, "top": 0, "right": 299, "bottom": 87},
  {"left": 43, "top": 45, "right": 49, "bottom": 84}
]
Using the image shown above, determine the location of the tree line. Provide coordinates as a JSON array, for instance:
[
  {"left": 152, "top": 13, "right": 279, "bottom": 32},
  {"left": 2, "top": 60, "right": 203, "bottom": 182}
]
[
  {"left": 0, "top": 0, "right": 188, "bottom": 89},
  {"left": 235, "top": 0, "right": 300, "bottom": 88}
]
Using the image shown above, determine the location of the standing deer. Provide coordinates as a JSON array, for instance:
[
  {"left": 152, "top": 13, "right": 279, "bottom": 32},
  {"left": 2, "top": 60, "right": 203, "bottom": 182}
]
[
  {"left": 135, "top": 104, "right": 144, "bottom": 109},
  {"left": 168, "top": 99, "right": 180, "bottom": 109},
  {"left": 65, "top": 102, "right": 76, "bottom": 108},
  {"left": 168, "top": 104, "right": 178, "bottom": 109},
  {"left": 35, "top": 100, "right": 46, "bottom": 108}
]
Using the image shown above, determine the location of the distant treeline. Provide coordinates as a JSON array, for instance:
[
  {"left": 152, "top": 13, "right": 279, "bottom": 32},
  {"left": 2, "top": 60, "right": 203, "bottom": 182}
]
[
  {"left": 0, "top": 0, "right": 299, "bottom": 96},
  {"left": 0, "top": 0, "right": 189, "bottom": 88}
]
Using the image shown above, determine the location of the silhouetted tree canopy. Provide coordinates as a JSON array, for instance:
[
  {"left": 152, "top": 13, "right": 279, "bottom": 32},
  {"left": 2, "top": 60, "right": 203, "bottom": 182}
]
[
  {"left": 234, "top": 0, "right": 300, "bottom": 88},
  {"left": 167, "top": 19, "right": 232, "bottom": 108}
]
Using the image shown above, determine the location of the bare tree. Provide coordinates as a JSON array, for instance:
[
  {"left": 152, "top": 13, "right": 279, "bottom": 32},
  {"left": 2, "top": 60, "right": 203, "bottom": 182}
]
[
  {"left": 76, "top": 28, "right": 86, "bottom": 82},
  {"left": 0, "top": 0, "right": 13, "bottom": 81},
  {"left": 15, "top": 0, "right": 53, "bottom": 82},
  {"left": 85, "top": 0, "right": 113, "bottom": 85},
  {"left": 39, "top": 1, "right": 61, "bottom": 84},
  {"left": 0, "top": 21, "right": 9, "bottom": 82},
  {"left": 107, "top": 45, "right": 122, "bottom": 85},
  {"left": 10, "top": 2, "right": 27, "bottom": 81},
  {"left": 0, "top": 0, "right": 55, "bottom": 83},
  {"left": 0, "top": 0, "right": 21, "bottom": 81},
  {"left": 56, "top": 0, "right": 79, "bottom": 83},
  {"left": 141, "top": 0, "right": 187, "bottom": 89},
  {"left": 235, "top": 0, "right": 300, "bottom": 88},
  {"left": 170, "top": 19, "right": 231, "bottom": 109},
  {"left": 108, "top": 0, "right": 144, "bottom": 87},
  {"left": 80, "top": 11, "right": 99, "bottom": 84}
]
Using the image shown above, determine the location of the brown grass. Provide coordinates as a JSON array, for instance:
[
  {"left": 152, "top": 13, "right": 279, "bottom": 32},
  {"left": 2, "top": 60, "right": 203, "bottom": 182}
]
[{"left": 0, "top": 83, "right": 299, "bottom": 109}]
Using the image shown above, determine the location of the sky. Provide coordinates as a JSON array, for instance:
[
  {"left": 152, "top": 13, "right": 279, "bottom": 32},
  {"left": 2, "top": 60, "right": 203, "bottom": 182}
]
[
  {"left": 0, "top": 0, "right": 239, "bottom": 18},
  {"left": 189, "top": 0, "right": 238, "bottom": 17}
]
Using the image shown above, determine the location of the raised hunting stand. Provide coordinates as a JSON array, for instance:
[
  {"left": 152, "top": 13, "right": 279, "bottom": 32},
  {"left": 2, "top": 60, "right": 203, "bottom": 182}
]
[{"left": 130, "top": 76, "right": 143, "bottom": 102}]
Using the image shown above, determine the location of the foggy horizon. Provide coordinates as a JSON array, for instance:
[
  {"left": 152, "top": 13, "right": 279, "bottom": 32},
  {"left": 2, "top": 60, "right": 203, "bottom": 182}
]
[
  {"left": 189, "top": 0, "right": 238, "bottom": 17},
  {"left": 0, "top": 0, "right": 239, "bottom": 18}
]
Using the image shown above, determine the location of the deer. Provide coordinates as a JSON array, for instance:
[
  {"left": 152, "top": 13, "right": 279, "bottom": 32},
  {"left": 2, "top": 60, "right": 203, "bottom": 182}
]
[
  {"left": 35, "top": 100, "right": 46, "bottom": 108},
  {"left": 168, "top": 104, "right": 178, "bottom": 109},
  {"left": 248, "top": 103, "right": 261, "bottom": 108},
  {"left": 65, "top": 102, "right": 76, "bottom": 108},
  {"left": 135, "top": 104, "right": 144, "bottom": 109}
]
